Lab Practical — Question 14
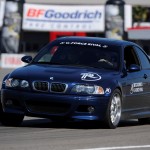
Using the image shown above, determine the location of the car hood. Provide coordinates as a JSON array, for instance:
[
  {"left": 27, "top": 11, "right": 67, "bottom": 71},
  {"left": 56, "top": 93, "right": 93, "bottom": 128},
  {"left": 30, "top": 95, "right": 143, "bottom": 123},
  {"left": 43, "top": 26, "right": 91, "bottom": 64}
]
[{"left": 9, "top": 64, "right": 119, "bottom": 83}]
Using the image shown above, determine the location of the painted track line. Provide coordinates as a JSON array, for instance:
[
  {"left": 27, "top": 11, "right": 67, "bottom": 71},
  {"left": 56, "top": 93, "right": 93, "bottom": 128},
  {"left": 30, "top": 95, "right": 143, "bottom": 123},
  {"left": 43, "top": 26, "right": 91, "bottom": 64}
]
[{"left": 74, "top": 145, "right": 150, "bottom": 150}]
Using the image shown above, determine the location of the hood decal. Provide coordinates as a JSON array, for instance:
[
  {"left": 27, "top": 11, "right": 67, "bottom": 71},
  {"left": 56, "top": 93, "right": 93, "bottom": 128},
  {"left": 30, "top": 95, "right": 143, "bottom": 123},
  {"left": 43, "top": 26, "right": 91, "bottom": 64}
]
[{"left": 81, "top": 72, "right": 101, "bottom": 81}]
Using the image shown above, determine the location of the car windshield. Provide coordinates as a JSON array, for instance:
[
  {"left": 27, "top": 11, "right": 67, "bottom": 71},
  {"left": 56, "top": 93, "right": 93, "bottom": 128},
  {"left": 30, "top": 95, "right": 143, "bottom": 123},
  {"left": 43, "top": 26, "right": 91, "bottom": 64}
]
[{"left": 33, "top": 43, "right": 120, "bottom": 71}]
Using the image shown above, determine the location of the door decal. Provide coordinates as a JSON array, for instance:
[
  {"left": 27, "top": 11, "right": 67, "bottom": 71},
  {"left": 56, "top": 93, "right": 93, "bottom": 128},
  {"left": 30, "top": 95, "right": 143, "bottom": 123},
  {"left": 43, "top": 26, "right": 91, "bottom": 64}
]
[{"left": 130, "top": 82, "right": 143, "bottom": 94}]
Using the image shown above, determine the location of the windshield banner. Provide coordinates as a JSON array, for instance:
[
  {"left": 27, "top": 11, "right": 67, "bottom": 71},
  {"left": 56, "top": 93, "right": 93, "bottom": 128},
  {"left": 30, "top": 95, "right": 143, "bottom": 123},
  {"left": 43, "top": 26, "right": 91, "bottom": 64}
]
[{"left": 22, "top": 4, "right": 105, "bottom": 32}]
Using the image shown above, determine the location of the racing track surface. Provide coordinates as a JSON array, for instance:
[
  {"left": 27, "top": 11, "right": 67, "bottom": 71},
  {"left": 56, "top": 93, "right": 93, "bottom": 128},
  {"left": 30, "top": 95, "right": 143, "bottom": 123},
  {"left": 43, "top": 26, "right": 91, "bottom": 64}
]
[
  {"left": 0, "top": 118, "right": 150, "bottom": 150},
  {"left": 0, "top": 69, "right": 150, "bottom": 150}
]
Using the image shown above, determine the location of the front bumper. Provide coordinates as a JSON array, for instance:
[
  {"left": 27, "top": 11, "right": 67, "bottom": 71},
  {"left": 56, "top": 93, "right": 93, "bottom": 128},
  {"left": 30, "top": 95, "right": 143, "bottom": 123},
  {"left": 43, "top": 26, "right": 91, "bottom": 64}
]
[{"left": 1, "top": 89, "right": 110, "bottom": 121}]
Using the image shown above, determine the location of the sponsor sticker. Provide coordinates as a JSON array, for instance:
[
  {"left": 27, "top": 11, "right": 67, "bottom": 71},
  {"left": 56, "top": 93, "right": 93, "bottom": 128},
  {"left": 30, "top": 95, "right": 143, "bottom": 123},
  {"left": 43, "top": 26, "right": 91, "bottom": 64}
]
[
  {"left": 130, "top": 82, "right": 143, "bottom": 94},
  {"left": 81, "top": 72, "right": 101, "bottom": 81},
  {"left": 105, "top": 88, "right": 111, "bottom": 94}
]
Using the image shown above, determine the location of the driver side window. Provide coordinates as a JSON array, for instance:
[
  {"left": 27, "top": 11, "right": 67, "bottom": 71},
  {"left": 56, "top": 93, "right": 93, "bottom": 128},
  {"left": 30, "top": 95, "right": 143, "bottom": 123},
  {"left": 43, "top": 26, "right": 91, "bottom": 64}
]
[{"left": 124, "top": 46, "right": 140, "bottom": 69}]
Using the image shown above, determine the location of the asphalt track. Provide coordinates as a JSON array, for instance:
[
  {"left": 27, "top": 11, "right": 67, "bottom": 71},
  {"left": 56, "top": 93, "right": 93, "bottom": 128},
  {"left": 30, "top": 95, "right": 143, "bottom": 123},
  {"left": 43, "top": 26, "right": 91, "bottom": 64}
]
[{"left": 0, "top": 68, "right": 150, "bottom": 150}]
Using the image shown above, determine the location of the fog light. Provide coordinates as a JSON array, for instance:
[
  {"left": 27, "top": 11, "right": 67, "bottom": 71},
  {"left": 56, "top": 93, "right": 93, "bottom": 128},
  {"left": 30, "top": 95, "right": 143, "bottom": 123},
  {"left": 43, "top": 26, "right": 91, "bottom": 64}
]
[
  {"left": 87, "top": 106, "right": 95, "bottom": 113},
  {"left": 5, "top": 100, "right": 13, "bottom": 106}
]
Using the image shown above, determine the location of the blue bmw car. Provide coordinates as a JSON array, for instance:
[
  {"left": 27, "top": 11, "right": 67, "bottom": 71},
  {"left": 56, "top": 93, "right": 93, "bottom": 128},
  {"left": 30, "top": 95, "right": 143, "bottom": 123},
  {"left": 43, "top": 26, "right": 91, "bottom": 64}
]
[{"left": 1, "top": 37, "right": 150, "bottom": 128}]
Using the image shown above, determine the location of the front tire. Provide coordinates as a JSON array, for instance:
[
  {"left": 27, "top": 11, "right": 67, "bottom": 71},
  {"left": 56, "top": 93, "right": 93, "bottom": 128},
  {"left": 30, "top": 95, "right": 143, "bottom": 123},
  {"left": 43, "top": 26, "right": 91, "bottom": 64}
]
[
  {"left": 105, "top": 89, "right": 122, "bottom": 129},
  {"left": 0, "top": 112, "right": 24, "bottom": 126}
]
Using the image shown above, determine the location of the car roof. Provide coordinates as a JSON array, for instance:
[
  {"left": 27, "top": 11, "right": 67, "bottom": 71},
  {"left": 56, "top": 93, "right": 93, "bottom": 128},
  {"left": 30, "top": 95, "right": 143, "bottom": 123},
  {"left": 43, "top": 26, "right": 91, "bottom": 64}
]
[{"left": 53, "top": 36, "right": 139, "bottom": 47}]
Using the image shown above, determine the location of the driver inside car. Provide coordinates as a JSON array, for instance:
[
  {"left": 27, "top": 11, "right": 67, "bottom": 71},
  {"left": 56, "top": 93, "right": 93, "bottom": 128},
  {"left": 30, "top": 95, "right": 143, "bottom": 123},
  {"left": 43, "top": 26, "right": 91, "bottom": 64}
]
[{"left": 98, "top": 53, "right": 114, "bottom": 67}]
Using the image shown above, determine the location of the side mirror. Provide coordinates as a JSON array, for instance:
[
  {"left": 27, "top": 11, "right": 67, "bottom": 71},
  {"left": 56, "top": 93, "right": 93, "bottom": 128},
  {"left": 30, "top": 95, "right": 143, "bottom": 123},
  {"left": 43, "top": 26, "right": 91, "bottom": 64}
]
[
  {"left": 128, "top": 64, "right": 140, "bottom": 72},
  {"left": 21, "top": 56, "right": 32, "bottom": 63}
]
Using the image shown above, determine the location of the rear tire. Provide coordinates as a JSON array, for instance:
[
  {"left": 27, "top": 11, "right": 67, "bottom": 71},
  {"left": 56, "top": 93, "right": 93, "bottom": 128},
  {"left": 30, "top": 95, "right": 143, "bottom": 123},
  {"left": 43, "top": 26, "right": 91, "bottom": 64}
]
[{"left": 105, "top": 89, "right": 122, "bottom": 129}]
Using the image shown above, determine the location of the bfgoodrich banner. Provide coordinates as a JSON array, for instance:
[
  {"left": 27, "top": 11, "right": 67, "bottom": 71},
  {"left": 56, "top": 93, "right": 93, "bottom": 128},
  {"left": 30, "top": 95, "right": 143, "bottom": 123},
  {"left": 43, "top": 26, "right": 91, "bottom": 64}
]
[{"left": 22, "top": 4, "right": 105, "bottom": 32}]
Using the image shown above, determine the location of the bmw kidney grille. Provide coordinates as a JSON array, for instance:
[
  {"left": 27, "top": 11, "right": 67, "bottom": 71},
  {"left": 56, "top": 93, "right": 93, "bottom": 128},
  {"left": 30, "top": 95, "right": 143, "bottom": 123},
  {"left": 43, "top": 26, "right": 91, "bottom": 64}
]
[
  {"left": 33, "top": 81, "right": 49, "bottom": 92},
  {"left": 51, "top": 83, "right": 67, "bottom": 93},
  {"left": 33, "top": 81, "right": 67, "bottom": 93}
]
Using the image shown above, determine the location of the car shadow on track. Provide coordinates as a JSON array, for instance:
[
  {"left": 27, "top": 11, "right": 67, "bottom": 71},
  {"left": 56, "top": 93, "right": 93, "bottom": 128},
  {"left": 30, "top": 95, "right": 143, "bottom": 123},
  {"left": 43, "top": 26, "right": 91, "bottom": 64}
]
[
  {"left": 0, "top": 117, "right": 145, "bottom": 129},
  {"left": 12, "top": 117, "right": 143, "bottom": 129}
]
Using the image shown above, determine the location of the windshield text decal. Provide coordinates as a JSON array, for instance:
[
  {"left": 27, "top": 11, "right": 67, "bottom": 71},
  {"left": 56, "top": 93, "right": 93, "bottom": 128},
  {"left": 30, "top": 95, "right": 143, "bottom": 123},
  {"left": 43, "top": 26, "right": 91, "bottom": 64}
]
[{"left": 60, "top": 42, "right": 108, "bottom": 48}]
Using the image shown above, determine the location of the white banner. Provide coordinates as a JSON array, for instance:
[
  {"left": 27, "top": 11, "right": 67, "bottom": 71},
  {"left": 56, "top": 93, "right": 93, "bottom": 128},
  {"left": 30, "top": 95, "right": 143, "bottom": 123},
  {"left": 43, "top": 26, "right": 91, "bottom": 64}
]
[
  {"left": 1, "top": 53, "right": 25, "bottom": 68},
  {"left": 124, "top": 5, "right": 132, "bottom": 31},
  {"left": 22, "top": 4, "right": 105, "bottom": 32},
  {"left": 0, "top": 0, "right": 5, "bottom": 27}
]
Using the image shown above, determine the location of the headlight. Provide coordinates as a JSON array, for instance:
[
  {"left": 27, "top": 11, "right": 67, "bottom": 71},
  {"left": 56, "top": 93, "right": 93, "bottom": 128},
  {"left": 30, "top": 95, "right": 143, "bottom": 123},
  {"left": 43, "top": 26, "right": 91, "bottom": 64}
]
[
  {"left": 20, "top": 80, "right": 29, "bottom": 88},
  {"left": 71, "top": 84, "right": 104, "bottom": 95},
  {"left": 5, "top": 78, "right": 13, "bottom": 87},
  {"left": 5, "top": 78, "right": 29, "bottom": 88},
  {"left": 11, "top": 79, "right": 20, "bottom": 87}
]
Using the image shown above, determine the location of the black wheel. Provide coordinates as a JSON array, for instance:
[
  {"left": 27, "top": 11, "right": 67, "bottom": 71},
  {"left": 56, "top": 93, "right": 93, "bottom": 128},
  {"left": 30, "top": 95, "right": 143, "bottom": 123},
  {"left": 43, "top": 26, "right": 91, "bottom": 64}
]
[
  {"left": 105, "top": 89, "right": 122, "bottom": 129},
  {"left": 0, "top": 112, "right": 24, "bottom": 126},
  {"left": 138, "top": 118, "right": 150, "bottom": 125}
]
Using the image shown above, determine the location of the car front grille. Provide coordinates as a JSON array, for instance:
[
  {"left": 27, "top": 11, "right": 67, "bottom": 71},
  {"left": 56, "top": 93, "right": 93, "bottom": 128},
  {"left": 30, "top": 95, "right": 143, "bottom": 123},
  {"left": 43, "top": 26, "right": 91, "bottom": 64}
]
[
  {"left": 26, "top": 101, "right": 70, "bottom": 114},
  {"left": 33, "top": 81, "right": 49, "bottom": 92},
  {"left": 32, "top": 81, "right": 67, "bottom": 93},
  {"left": 51, "top": 83, "right": 67, "bottom": 93}
]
